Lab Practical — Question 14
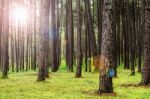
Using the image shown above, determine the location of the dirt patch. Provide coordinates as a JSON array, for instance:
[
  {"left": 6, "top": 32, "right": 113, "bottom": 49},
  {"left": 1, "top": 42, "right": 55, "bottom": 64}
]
[
  {"left": 138, "top": 84, "right": 150, "bottom": 88},
  {"left": 82, "top": 90, "right": 117, "bottom": 97},
  {"left": 75, "top": 76, "right": 84, "bottom": 78}
]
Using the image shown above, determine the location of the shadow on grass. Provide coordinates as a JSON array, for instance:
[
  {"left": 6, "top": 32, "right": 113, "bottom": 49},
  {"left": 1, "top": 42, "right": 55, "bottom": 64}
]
[
  {"left": 73, "top": 76, "right": 96, "bottom": 79},
  {"left": 23, "top": 73, "right": 37, "bottom": 76},
  {"left": 82, "top": 90, "right": 117, "bottom": 97},
  {"left": 121, "top": 84, "right": 138, "bottom": 87},
  {"left": 121, "top": 83, "right": 150, "bottom": 88},
  {"left": 35, "top": 80, "right": 50, "bottom": 84},
  {"left": 1, "top": 76, "right": 8, "bottom": 79}
]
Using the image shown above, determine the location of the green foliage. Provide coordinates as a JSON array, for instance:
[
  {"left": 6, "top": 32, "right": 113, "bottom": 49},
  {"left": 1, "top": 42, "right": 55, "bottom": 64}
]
[{"left": 0, "top": 66, "right": 150, "bottom": 99}]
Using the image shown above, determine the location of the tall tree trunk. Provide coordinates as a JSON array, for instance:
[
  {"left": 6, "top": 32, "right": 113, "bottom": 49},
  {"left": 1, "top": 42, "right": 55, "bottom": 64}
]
[
  {"left": 123, "top": 0, "right": 130, "bottom": 69},
  {"left": 84, "top": 22, "right": 88, "bottom": 72},
  {"left": 112, "top": 0, "right": 118, "bottom": 77},
  {"left": 99, "top": 0, "right": 114, "bottom": 94},
  {"left": 37, "top": 0, "right": 50, "bottom": 81},
  {"left": 51, "top": 0, "right": 59, "bottom": 72},
  {"left": 138, "top": 0, "right": 144, "bottom": 73},
  {"left": 0, "top": 0, "right": 3, "bottom": 70},
  {"left": 2, "top": 0, "right": 9, "bottom": 79},
  {"left": 130, "top": 0, "right": 136, "bottom": 75},
  {"left": 33, "top": 0, "right": 37, "bottom": 71},
  {"left": 66, "top": 0, "right": 74, "bottom": 72},
  {"left": 97, "top": 0, "right": 102, "bottom": 55},
  {"left": 84, "top": 0, "right": 97, "bottom": 56},
  {"left": 141, "top": 0, "right": 150, "bottom": 85},
  {"left": 76, "top": 0, "right": 83, "bottom": 77},
  {"left": 65, "top": 0, "right": 69, "bottom": 70}
]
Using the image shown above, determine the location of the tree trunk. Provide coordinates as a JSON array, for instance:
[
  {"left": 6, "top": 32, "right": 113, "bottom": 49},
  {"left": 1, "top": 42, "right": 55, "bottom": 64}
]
[
  {"left": 141, "top": 0, "right": 150, "bottom": 85},
  {"left": 2, "top": 0, "right": 9, "bottom": 79},
  {"left": 84, "top": 0, "right": 97, "bottom": 56},
  {"left": 0, "top": 0, "right": 3, "bottom": 70},
  {"left": 76, "top": 0, "right": 83, "bottom": 77},
  {"left": 99, "top": 0, "right": 114, "bottom": 94},
  {"left": 51, "top": 0, "right": 59, "bottom": 72},
  {"left": 37, "top": 0, "right": 50, "bottom": 81},
  {"left": 97, "top": 0, "right": 102, "bottom": 55},
  {"left": 66, "top": 0, "right": 74, "bottom": 72}
]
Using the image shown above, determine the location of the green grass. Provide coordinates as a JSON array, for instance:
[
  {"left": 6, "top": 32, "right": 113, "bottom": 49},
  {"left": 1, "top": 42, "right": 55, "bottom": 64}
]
[{"left": 0, "top": 66, "right": 150, "bottom": 99}]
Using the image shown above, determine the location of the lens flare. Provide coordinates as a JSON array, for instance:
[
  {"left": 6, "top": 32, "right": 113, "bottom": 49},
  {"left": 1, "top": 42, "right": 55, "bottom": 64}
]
[{"left": 12, "top": 5, "right": 28, "bottom": 25}]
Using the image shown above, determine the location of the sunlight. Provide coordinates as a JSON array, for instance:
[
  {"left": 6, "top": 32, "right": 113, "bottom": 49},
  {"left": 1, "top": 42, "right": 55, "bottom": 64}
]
[{"left": 12, "top": 5, "right": 28, "bottom": 25}]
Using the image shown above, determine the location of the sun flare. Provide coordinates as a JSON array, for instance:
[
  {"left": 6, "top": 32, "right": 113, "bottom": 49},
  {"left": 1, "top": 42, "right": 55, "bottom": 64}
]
[{"left": 12, "top": 5, "right": 28, "bottom": 25}]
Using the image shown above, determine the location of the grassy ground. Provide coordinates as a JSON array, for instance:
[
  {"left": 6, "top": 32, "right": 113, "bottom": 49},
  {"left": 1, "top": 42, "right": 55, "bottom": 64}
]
[{"left": 0, "top": 66, "right": 150, "bottom": 99}]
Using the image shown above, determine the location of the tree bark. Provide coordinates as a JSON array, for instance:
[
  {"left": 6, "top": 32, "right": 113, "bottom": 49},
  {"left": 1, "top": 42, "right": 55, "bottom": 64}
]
[
  {"left": 37, "top": 0, "right": 50, "bottom": 81},
  {"left": 2, "top": 0, "right": 9, "bottom": 79},
  {"left": 51, "top": 0, "right": 59, "bottom": 72},
  {"left": 141, "top": 0, "right": 150, "bottom": 85},
  {"left": 99, "top": 0, "right": 114, "bottom": 94},
  {"left": 76, "top": 0, "right": 83, "bottom": 77},
  {"left": 66, "top": 0, "right": 74, "bottom": 72},
  {"left": 84, "top": 0, "right": 97, "bottom": 56},
  {"left": 0, "top": 0, "right": 3, "bottom": 70}
]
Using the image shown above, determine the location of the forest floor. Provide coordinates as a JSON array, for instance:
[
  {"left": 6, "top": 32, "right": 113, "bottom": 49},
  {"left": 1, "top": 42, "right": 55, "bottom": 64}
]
[{"left": 0, "top": 65, "right": 150, "bottom": 99}]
